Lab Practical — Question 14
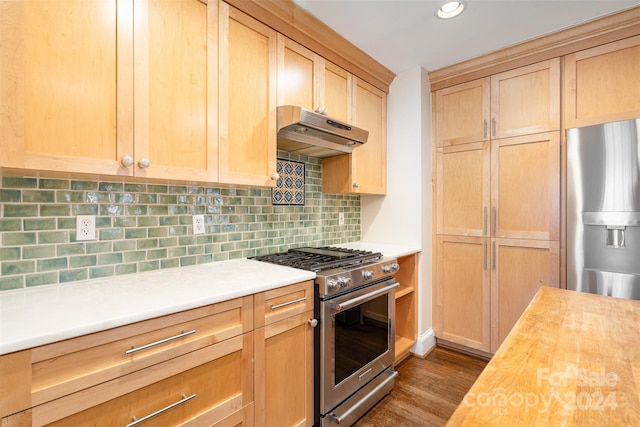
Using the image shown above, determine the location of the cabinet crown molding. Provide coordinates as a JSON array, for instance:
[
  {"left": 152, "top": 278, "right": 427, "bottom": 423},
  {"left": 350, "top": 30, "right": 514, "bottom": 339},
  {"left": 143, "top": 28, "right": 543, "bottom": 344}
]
[
  {"left": 223, "top": 0, "right": 395, "bottom": 93},
  {"left": 429, "top": 5, "right": 640, "bottom": 91}
]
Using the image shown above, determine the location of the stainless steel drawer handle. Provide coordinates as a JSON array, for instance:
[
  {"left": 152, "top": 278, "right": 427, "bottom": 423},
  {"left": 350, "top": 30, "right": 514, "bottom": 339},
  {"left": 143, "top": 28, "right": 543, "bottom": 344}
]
[
  {"left": 126, "top": 393, "right": 196, "bottom": 427},
  {"left": 270, "top": 296, "right": 307, "bottom": 310},
  {"left": 125, "top": 330, "right": 196, "bottom": 355},
  {"left": 327, "top": 370, "right": 398, "bottom": 425}
]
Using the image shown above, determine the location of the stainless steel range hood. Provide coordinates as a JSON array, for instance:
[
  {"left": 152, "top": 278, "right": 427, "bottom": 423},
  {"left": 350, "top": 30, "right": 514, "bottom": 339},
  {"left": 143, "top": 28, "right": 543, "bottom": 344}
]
[{"left": 277, "top": 105, "right": 368, "bottom": 158}]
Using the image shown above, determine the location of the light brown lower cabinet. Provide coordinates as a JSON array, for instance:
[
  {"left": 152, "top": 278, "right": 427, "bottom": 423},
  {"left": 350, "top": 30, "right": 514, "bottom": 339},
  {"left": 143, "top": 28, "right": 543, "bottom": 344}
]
[
  {"left": 0, "top": 281, "right": 316, "bottom": 427},
  {"left": 254, "top": 281, "right": 315, "bottom": 427},
  {"left": 435, "top": 235, "right": 559, "bottom": 354},
  {"left": 42, "top": 334, "right": 254, "bottom": 426}
]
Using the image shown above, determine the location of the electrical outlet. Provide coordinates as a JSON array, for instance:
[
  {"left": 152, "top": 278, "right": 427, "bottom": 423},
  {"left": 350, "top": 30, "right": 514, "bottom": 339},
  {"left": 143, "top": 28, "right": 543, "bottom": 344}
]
[
  {"left": 76, "top": 215, "right": 96, "bottom": 241},
  {"left": 338, "top": 212, "right": 345, "bottom": 225},
  {"left": 193, "top": 214, "right": 205, "bottom": 235}
]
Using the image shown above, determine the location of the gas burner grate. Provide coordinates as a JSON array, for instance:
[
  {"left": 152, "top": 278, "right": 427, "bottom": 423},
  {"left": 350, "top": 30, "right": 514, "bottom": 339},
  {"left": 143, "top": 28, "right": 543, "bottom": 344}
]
[{"left": 251, "top": 247, "right": 382, "bottom": 272}]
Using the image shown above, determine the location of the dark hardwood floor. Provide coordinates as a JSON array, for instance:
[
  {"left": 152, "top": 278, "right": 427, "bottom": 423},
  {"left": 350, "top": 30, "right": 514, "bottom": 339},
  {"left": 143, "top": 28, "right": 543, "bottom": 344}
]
[{"left": 353, "top": 347, "right": 488, "bottom": 427}]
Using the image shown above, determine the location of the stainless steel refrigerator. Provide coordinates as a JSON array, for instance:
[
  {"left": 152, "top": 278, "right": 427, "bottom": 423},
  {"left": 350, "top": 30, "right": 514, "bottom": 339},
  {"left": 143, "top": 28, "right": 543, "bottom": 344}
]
[{"left": 567, "top": 118, "right": 640, "bottom": 300}]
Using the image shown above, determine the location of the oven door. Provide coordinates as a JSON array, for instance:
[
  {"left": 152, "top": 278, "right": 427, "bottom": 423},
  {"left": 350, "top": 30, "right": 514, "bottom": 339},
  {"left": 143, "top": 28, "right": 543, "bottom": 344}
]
[{"left": 320, "top": 279, "right": 398, "bottom": 414}]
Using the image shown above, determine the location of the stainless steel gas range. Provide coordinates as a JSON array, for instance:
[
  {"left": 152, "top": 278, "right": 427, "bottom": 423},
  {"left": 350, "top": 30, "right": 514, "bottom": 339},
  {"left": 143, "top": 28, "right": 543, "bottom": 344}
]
[{"left": 252, "top": 247, "right": 399, "bottom": 426}]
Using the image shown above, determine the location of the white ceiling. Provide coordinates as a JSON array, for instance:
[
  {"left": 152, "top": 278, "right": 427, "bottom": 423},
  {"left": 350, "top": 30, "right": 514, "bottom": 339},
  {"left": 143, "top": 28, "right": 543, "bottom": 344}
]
[{"left": 292, "top": 0, "right": 640, "bottom": 74}]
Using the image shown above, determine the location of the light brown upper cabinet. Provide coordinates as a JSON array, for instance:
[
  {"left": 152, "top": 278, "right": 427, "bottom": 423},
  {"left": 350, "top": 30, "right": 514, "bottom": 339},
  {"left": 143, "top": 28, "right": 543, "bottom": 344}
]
[
  {"left": 490, "top": 60, "right": 560, "bottom": 139},
  {"left": 218, "top": 2, "right": 277, "bottom": 187},
  {"left": 564, "top": 35, "right": 640, "bottom": 129},
  {"left": 323, "top": 78, "right": 387, "bottom": 195},
  {"left": 0, "top": 0, "right": 125, "bottom": 175},
  {"left": 323, "top": 61, "right": 352, "bottom": 123},
  {"left": 434, "top": 58, "right": 560, "bottom": 147},
  {"left": 134, "top": 0, "right": 218, "bottom": 181},
  {"left": 277, "top": 36, "right": 321, "bottom": 111},
  {"left": 276, "top": 36, "right": 352, "bottom": 123},
  {"left": 1, "top": 0, "right": 219, "bottom": 181},
  {"left": 277, "top": 38, "right": 386, "bottom": 195},
  {"left": 435, "top": 78, "right": 490, "bottom": 147}
]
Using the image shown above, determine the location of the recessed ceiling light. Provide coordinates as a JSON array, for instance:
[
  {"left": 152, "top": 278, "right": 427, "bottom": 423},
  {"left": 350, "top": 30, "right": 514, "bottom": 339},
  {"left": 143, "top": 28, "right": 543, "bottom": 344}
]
[{"left": 436, "top": 1, "right": 466, "bottom": 19}]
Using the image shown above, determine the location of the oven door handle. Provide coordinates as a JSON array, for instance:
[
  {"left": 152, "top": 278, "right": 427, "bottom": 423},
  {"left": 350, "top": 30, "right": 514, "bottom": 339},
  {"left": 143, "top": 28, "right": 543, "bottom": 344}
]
[{"left": 328, "top": 282, "right": 399, "bottom": 312}]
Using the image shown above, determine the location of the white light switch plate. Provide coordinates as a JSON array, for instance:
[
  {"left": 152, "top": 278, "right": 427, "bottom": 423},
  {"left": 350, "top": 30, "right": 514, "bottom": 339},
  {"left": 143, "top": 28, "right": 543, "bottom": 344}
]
[{"left": 339, "top": 212, "right": 345, "bottom": 225}]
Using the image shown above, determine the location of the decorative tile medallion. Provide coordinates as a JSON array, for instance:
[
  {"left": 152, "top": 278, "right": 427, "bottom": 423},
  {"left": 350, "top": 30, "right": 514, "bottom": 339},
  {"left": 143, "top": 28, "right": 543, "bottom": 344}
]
[{"left": 272, "top": 159, "right": 305, "bottom": 206}]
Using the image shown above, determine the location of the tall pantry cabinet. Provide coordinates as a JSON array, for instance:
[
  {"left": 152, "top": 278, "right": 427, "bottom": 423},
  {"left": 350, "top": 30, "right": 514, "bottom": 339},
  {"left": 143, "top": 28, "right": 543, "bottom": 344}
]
[{"left": 434, "top": 59, "right": 560, "bottom": 354}]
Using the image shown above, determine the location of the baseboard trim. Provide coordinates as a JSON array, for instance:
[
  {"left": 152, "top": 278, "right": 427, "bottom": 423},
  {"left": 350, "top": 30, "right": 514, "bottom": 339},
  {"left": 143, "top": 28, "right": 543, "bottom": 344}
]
[{"left": 410, "top": 328, "right": 436, "bottom": 357}]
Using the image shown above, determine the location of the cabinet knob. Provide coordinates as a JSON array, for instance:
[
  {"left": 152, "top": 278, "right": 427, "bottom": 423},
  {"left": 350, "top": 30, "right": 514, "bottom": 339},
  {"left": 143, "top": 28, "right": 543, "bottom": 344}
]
[
  {"left": 121, "top": 156, "right": 134, "bottom": 167},
  {"left": 353, "top": 182, "right": 360, "bottom": 189},
  {"left": 271, "top": 173, "right": 280, "bottom": 181},
  {"left": 308, "top": 318, "right": 319, "bottom": 328},
  {"left": 138, "top": 158, "right": 150, "bottom": 169}
]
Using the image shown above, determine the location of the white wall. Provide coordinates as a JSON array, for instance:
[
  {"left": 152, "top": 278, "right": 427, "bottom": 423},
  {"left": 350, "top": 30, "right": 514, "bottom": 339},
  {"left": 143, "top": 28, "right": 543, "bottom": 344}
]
[{"left": 360, "top": 66, "right": 434, "bottom": 355}]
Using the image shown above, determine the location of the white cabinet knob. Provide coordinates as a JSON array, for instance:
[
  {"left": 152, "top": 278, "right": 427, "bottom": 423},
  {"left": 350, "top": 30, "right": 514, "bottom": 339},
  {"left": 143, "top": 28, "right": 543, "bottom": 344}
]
[
  {"left": 138, "top": 158, "right": 150, "bottom": 169},
  {"left": 271, "top": 173, "right": 280, "bottom": 181},
  {"left": 353, "top": 182, "right": 360, "bottom": 189},
  {"left": 121, "top": 156, "right": 134, "bottom": 167}
]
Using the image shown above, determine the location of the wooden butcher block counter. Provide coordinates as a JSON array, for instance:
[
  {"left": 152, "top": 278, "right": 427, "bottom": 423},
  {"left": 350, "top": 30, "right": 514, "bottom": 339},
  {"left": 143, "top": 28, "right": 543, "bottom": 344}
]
[{"left": 448, "top": 286, "right": 640, "bottom": 426}]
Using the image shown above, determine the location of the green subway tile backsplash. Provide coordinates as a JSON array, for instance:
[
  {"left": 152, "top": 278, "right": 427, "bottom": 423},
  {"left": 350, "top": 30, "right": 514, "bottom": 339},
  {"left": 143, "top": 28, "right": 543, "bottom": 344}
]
[{"left": 0, "top": 153, "right": 360, "bottom": 291}]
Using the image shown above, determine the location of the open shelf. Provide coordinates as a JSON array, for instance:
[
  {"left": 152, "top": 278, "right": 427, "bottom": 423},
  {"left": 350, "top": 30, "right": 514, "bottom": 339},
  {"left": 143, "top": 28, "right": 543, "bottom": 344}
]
[
  {"left": 395, "top": 286, "right": 414, "bottom": 299},
  {"left": 394, "top": 336, "right": 415, "bottom": 363},
  {"left": 393, "top": 252, "right": 418, "bottom": 364}
]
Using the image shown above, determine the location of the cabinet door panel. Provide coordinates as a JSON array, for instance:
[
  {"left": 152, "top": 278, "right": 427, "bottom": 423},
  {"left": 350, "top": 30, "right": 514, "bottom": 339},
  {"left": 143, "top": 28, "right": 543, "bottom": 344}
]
[
  {"left": 491, "top": 58, "right": 560, "bottom": 138},
  {"left": 35, "top": 334, "right": 254, "bottom": 426},
  {"left": 0, "top": 0, "right": 129, "bottom": 174},
  {"left": 133, "top": 0, "right": 217, "bottom": 181},
  {"left": 277, "top": 36, "right": 319, "bottom": 111},
  {"left": 31, "top": 296, "right": 252, "bottom": 407},
  {"left": 435, "top": 78, "right": 490, "bottom": 147},
  {"left": 324, "top": 61, "right": 351, "bottom": 123},
  {"left": 564, "top": 35, "right": 640, "bottom": 128},
  {"left": 219, "top": 3, "right": 277, "bottom": 187},
  {"left": 352, "top": 78, "right": 386, "bottom": 195},
  {"left": 491, "top": 239, "right": 559, "bottom": 353},
  {"left": 255, "top": 311, "right": 314, "bottom": 427},
  {"left": 435, "top": 236, "right": 490, "bottom": 352},
  {"left": 491, "top": 132, "right": 559, "bottom": 240},
  {"left": 437, "top": 142, "right": 490, "bottom": 236}
]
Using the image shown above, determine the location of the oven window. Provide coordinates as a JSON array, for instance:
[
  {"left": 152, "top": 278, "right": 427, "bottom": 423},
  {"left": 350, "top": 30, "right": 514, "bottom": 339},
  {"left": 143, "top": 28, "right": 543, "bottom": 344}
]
[{"left": 334, "top": 293, "right": 390, "bottom": 384}]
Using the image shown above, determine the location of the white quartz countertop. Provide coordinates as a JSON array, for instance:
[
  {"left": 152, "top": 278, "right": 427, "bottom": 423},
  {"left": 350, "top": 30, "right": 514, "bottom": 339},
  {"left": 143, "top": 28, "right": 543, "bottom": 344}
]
[
  {"left": 340, "top": 242, "right": 421, "bottom": 259},
  {"left": 0, "top": 259, "right": 315, "bottom": 355}
]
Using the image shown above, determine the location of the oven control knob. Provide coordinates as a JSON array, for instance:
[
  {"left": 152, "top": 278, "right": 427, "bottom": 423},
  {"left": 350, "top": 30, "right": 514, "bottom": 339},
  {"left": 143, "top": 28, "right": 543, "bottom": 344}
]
[
  {"left": 338, "top": 277, "right": 351, "bottom": 288},
  {"left": 327, "top": 279, "right": 340, "bottom": 291},
  {"left": 362, "top": 270, "right": 374, "bottom": 280},
  {"left": 382, "top": 263, "right": 400, "bottom": 273}
]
